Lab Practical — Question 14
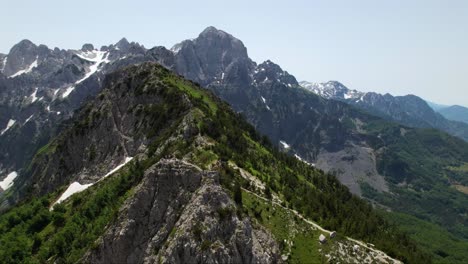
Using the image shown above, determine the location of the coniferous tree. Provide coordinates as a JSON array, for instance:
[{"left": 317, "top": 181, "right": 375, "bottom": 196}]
[{"left": 234, "top": 182, "right": 243, "bottom": 207}]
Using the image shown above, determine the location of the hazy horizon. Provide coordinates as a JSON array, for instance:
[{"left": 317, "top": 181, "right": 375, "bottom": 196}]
[{"left": 2, "top": 0, "right": 467, "bottom": 106}]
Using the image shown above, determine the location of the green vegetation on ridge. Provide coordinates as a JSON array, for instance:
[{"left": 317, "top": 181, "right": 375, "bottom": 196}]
[
  {"left": 0, "top": 64, "right": 430, "bottom": 263},
  {"left": 0, "top": 160, "right": 145, "bottom": 263}
]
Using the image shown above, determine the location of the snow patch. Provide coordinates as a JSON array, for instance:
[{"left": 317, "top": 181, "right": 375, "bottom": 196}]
[
  {"left": 30, "top": 87, "right": 39, "bottom": 103},
  {"left": 24, "top": 115, "right": 34, "bottom": 124},
  {"left": 52, "top": 156, "right": 133, "bottom": 208},
  {"left": 357, "top": 93, "right": 366, "bottom": 102},
  {"left": 9, "top": 56, "right": 38, "bottom": 78},
  {"left": 54, "top": 182, "right": 93, "bottom": 205},
  {"left": 62, "top": 86, "right": 75, "bottom": 98},
  {"left": 1, "top": 119, "right": 16, "bottom": 135},
  {"left": 0, "top": 171, "right": 18, "bottom": 190},
  {"left": 261, "top": 96, "right": 271, "bottom": 110},
  {"left": 302, "top": 81, "right": 367, "bottom": 101},
  {"left": 294, "top": 154, "right": 315, "bottom": 167},
  {"left": 63, "top": 50, "right": 109, "bottom": 98},
  {"left": 280, "top": 140, "right": 290, "bottom": 149},
  {"left": 102, "top": 157, "right": 134, "bottom": 180},
  {"left": 75, "top": 50, "right": 109, "bottom": 63}
]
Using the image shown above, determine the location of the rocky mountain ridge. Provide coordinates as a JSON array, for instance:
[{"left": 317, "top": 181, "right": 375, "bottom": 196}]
[
  {"left": 300, "top": 80, "right": 468, "bottom": 141},
  {"left": 0, "top": 37, "right": 148, "bottom": 183},
  {"left": 1, "top": 27, "right": 467, "bottom": 262},
  {"left": 0, "top": 63, "right": 416, "bottom": 263}
]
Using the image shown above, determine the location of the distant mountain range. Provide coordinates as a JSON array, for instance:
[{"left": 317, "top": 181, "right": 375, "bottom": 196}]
[
  {"left": 300, "top": 81, "right": 468, "bottom": 141},
  {"left": 1, "top": 26, "right": 468, "bottom": 262},
  {"left": 437, "top": 105, "right": 468, "bottom": 124},
  {"left": 426, "top": 101, "right": 468, "bottom": 124},
  {"left": 426, "top": 101, "right": 449, "bottom": 111}
]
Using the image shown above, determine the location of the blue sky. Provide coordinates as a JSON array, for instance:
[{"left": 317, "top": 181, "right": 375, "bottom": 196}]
[{"left": 2, "top": 0, "right": 467, "bottom": 106}]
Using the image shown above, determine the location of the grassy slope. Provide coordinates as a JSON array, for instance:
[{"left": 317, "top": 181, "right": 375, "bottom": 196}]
[{"left": 242, "top": 190, "right": 323, "bottom": 263}]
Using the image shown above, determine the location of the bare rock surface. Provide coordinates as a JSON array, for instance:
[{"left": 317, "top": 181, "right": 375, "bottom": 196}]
[{"left": 84, "top": 158, "right": 281, "bottom": 264}]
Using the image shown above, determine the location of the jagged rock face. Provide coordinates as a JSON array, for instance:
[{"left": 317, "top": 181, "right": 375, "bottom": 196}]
[
  {"left": 23, "top": 64, "right": 191, "bottom": 197},
  {"left": 301, "top": 80, "right": 468, "bottom": 141},
  {"left": 115, "top": 38, "right": 132, "bottom": 51},
  {"left": 1, "top": 28, "right": 385, "bottom": 198},
  {"left": 3, "top": 40, "right": 38, "bottom": 77},
  {"left": 356, "top": 93, "right": 440, "bottom": 128},
  {"left": 84, "top": 159, "right": 281, "bottom": 264},
  {"left": 146, "top": 47, "right": 176, "bottom": 70},
  {"left": 173, "top": 27, "right": 253, "bottom": 86},
  {"left": 0, "top": 38, "right": 151, "bottom": 183}
]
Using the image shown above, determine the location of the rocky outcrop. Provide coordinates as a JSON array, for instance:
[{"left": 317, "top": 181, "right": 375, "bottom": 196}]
[
  {"left": 2, "top": 39, "right": 38, "bottom": 77},
  {"left": 172, "top": 26, "right": 254, "bottom": 87},
  {"left": 84, "top": 159, "right": 281, "bottom": 264}
]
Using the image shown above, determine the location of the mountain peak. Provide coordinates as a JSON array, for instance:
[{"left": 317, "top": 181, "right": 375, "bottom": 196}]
[
  {"left": 115, "top": 37, "right": 130, "bottom": 50},
  {"left": 326, "top": 80, "right": 346, "bottom": 87},
  {"left": 258, "top": 60, "right": 283, "bottom": 73},
  {"left": 16, "top": 39, "right": 35, "bottom": 47},
  {"left": 197, "top": 26, "right": 241, "bottom": 44},
  {"left": 171, "top": 27, "right": 247, "bottom": 57},
  {"left": 170, "top": 27, "right": 251, "bottom": 85},
  {"left": 81, "top": 43, "right": 95, "bottom": 52},
  {"left": 10, "top": 39, "right": 37, "bottom": 53},
  {"left": 4, "top": 39, "right": 39, "bottom": 76},
  {"left": 200, "top": 26, "right": 225, "bottom": 36}
]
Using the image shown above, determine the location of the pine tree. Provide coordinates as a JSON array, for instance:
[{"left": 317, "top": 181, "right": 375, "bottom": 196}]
[{"left": 234, "top": 182, "right": 243, "bottom": 207}]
